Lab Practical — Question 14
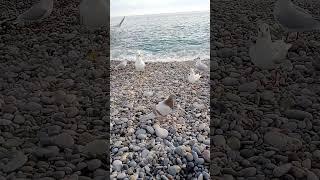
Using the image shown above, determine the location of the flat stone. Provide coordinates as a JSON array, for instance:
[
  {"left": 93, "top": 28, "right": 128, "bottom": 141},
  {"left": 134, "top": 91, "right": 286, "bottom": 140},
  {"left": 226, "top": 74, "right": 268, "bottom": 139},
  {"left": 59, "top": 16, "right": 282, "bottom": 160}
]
[
  {"left": 264, "top": 131, "right": 288, "bottom": 150},
  {"left": 87, "top": 159, "right": 101, "bottom": 171},
  {"left": 307, "top": 170, "right": 319, "bottom": 180},
  {"left": 202, "top": 150, "right": 210, "bottom": 162},
  {"left": 212, "top": 135, "right": 226, "bottom": 147},
  {"left": 239, "top": 167, "right": 256, "bottom": 177},
  {"left": 168, "top": 165, "right": 181, "bottom": 176},
  {"left": 33, "top": 146, "right": 60, "bottom": 158},
  {"left": 285, "top": 109, "right": 313, "bottom": 120},
  {"left": 227, "top": 136, "right": 241, "bottom": 150},
  {"left": 64, "top": 107, "right": 79, "bottom": 118},
  {"left": 25, "top": 102, "right": 42, "bottom": 112},
  {"left": 153, "top": 124, "right": 168, "bottom": 139},
  {"left": 238, "top": 82, "right": 257, "bottom": 93},
  {"left": 3, "top": 151, "right": 28, "bottom": 172},
  {"left": 82, "top": 140, "right": 108, "bottom": 156},
  {"left": 52, "top": 133, "right": 74, "bottom": 148},
  {"left": 113, "top": 160, "right": 122, "bottom": 171},
  {"left": 13, "top": 114, "right": 25, "bottom": 124},
  {"left": 273, "top": 163, "right": 292, "bottom": 177},
  {"left": 0, "top": 119, "right": 12, "bottom": 126}
]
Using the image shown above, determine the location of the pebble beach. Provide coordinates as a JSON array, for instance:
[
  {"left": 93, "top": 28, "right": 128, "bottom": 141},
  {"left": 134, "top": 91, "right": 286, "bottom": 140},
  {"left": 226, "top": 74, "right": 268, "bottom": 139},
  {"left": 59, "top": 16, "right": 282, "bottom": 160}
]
[
  {"left": 110, "top": 60, "right": 210, "bottom": 179},
  {"left": 211, "top": 0, "right": 320, "bottom": 179}
]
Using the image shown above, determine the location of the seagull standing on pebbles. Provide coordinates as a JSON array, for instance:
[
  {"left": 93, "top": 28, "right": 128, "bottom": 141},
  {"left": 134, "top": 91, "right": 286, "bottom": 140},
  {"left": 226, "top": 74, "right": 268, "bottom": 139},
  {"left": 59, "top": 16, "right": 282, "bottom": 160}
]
[
  {"left": 135, "top": 51, "right": 145, "bottom": 72},
  {"left": 188, "top": 68, "right": 201, "bottom": 90},
  {"left": 274, "top": 0, "right": 320, "bottom": 40},
  {"left": 135, "top": 51, "right": 146, "bottom": 85},
  {"left": 188, "top": 68, "right": 201, "bottom": 83},
  {"left": 140, "top": 95, "right": 175, "bottom": 123},
  {"left": 249, "top": 22, "right": 291, "bottom": 87},
  {"left": 16, "top": 0, "right": 54, "bottom": 24},
  {"left": 195, "top": 57, "right": 209, "bottom": 71},
  {"left": 115, "top": 60, "right": 127, "bottom": 70}
]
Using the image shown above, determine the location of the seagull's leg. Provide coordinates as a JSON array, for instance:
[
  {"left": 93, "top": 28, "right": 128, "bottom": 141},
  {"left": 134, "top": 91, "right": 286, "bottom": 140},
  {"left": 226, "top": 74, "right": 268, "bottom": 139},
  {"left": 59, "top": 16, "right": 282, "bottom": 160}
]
[
  {"left": 273, "top": 69, "right": 280, "bottom": 87},
  {"left": 296, "top": 32, "right": 299, "bottom": 40}
]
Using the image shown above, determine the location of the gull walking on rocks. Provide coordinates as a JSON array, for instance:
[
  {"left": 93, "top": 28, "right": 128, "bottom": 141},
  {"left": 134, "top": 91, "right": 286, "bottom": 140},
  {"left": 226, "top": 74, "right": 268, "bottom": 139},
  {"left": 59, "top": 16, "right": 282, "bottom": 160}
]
[
  {"left": 274, "top": 0, "right": 320, "bottom": 40},
  {"left": 135, "top": 51, "right": 146, "bottom": 85},
  {"left": 16, "top": 0, "right": 53, "bottom": 24},
  {"left": 188, "top": 68, "right": 201, "bottom": 90},
  {"left": 249, "top": 22, "right": 291, "bottom": 87},
  {"left": 140, "top": 95, "right": 175, "bottom": 123},
  {"left": 195, "top": 57, "right": 209, "bottom": 71}
]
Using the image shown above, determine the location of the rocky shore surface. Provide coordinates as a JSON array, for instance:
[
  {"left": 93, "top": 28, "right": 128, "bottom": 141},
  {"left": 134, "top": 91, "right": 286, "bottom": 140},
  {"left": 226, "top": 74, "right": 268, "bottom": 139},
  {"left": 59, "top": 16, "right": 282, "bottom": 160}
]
[{"left": 110, "top": 60, "right": 210, "bottom": 179}]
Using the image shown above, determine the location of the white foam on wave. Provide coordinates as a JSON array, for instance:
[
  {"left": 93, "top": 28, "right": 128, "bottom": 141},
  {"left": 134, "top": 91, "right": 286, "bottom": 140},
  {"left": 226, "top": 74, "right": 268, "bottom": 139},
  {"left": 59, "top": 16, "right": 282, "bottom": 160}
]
[{"left": 111, "top": 49, "right": 209, "bottom": 62}]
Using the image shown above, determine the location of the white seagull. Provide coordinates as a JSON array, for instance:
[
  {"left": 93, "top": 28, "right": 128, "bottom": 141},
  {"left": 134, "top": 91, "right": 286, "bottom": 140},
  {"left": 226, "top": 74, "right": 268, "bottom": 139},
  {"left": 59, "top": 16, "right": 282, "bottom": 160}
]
[
  {"left": 274, "top": 0, "right": 320, "bottom": 40},
  {"left": 195, "top": 57, "right": 209, "bottom": 71},
  {"left": 188, "top": 68, "right": 201, "bottom": 84},
  {"left": 249, "top": 22, "right": 291, "bottom": 70},
  {"left": 16, "top": 0, "right": 53, "bottom": 24},
  {"left": 135, "top": 51, "right": 145, "bottom": 72},
  {"left": 140, "top": 95, "right": 175, "bottom": 122},
  {"left": 249, "top": 22, "right": 291, "bottom": 86},
  {"left": 80, "top": 0, "right": 108, "bottom": 30}
]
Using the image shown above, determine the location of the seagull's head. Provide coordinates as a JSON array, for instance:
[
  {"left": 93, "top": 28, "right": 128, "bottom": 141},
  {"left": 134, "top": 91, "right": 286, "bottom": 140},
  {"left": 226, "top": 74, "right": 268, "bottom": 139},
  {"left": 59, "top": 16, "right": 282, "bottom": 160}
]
[
  {"left": 136, "top": 51, "right": 142, "bottom": 59},
  {"left": 257, "top": 22, "right": 271, "bottom": 39},
  {"left": 166, "top": 95, "right": 176, "bottom": 109}
]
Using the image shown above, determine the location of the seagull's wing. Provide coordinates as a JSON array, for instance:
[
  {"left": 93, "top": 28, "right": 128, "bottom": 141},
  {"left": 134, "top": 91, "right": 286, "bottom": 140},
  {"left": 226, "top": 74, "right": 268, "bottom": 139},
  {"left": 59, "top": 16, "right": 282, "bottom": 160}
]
[
  {"left": 292, "top": 3, "right": 312, "bottom": 17},
  {"left": 119, "top": 16, "right": 125, "bottom": 27},
  {"left": 17, "top": 5, "right": 47, "bottom": 22}
]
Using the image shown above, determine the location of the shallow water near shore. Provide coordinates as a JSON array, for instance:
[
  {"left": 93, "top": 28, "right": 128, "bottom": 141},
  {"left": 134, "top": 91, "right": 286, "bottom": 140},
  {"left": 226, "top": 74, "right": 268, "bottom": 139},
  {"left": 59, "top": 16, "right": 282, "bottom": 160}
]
[{"left": 110, "top": 11, "right": 210, "bottom": 62}]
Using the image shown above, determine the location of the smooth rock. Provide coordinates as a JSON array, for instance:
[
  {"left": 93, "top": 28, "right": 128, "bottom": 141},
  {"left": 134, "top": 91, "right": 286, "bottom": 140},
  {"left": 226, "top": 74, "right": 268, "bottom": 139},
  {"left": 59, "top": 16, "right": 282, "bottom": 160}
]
[
  {"left": 273, "top": 163, "right": 292, "bottom": 177},
  {"left": 153, "top": 124, "right": 168, "bottom": 139},
  {"left": 168, "top": 165, "right": 181, "bottom": 176},
  {"left": 52, "top": 133, "right": 74, "bottom": 148},
  {"left": 3, "top": 151, "right": 28, "bottom": 172}
]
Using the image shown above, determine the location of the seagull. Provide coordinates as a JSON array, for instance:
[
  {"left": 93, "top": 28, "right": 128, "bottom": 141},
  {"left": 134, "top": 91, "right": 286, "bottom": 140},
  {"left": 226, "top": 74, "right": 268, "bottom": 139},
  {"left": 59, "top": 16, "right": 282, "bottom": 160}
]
[
  {"left": 274, "top": 0, "right": 320, "bottom": 40},
  {"left": 140, "top": 95, "right": 175, "bottom": 122},
  {"left": 188, "top": 68, "right": 201, "bottom": 84},
  {"left": 16, "top": 0, "right": 53, "bottom": 24},
  {"left": 115, "top": 16, "right": 126, "bottom": 28},
  {"left": 135, "top": 51, "right": 145, "bottom": 72},
  {"left": 115, "top": 60, "right": 127, "bottom": 70},
  {"left": 249, "top": 22, "right": 291, "bottom": 87},
  {"left": 195, "top": 57, "right": 209, "bottom": 71},
  {"left": 134, "top": 51, "right": 146, "bottom": 86},
  {"left": 154, "top": 95, "right": 175, "bottom": 117},
  {"left": 80, "top": 0, "right": 108, "bottom": 30}
]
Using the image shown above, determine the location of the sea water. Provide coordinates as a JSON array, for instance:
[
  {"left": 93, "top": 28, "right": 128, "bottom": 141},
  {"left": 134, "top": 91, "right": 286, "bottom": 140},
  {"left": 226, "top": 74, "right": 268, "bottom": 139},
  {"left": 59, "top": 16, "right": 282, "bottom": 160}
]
[{"left": 110, "top": 11, "right": 209, "bottom": 62}]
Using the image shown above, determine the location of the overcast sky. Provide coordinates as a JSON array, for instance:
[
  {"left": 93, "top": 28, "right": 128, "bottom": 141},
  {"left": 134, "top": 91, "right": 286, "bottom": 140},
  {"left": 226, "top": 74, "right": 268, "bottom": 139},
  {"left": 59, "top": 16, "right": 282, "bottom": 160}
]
[{"left": 110, "top": 0, "right": 209, "bottom": 17}]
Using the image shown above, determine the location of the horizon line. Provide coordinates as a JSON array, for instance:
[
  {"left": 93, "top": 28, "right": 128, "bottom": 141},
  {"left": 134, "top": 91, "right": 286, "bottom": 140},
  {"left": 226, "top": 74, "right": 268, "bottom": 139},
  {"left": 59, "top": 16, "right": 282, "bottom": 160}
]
[{"left": 110, "top": 9, "right": 209, "bottom": 18}]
